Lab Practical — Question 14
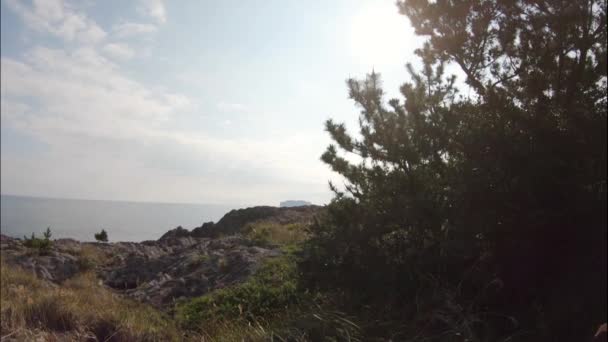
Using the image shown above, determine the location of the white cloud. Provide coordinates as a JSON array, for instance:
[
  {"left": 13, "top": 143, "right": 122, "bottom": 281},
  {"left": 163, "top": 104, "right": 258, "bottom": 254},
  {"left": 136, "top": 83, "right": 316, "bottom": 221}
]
[
  {"left": 0, "top": 99, "right": 30, "bottom": 125},
  {"left": 1, "top": 0, "right": 335, "bottom": 205},
  {"left": 112, "top": 22, "right": 158, "bottom": 38},
  {"left": 164, "top": 94, "right": 191, "bottom": 108},
  {"left": 1, "top": 46, "right": 182, "bottom": 140},
  {"left": 137, "top": 0, "right": 166, "bottom": 24},
  {"left": 217, "top": 102, "right": 247, "bottom": 113},
  {"left": 1, "top": 45, "right": 333, "bottom": 204},
  {"left": 5, "top": 0, "right": 107, "bottom": 44},
  {"left": 102, "top": 43, "right": 135, "bottom": 61}
]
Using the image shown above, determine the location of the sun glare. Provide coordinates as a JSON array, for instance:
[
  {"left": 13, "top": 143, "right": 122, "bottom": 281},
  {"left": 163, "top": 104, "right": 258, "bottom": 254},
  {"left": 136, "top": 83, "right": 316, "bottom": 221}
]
[{"left": 349, "top": 3, "right": 419, "bottom": 70}]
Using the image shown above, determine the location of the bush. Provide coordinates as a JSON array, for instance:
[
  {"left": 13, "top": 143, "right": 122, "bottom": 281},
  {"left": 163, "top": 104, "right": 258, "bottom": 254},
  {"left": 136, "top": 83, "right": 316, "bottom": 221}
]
[
  {"left": 94, "top": 229, "right": 108, "bottom": 242},
  {"left": 23, "top": 227, "right": 53, "bottom": 255},
  {"left": 301, "top": 1, "right": 606, "bottom": 340},
  {"left": 176, "top": 254, "right": 362, "bottom": 341},
  {"left": 76, "top": 244, "right": 108, "bottom": 271},
  {"left": 245, "top": 222, "right": 308, "bottom": 246},
  {"left": 176, "top": 256, "right": 301, "bottom": 330}
]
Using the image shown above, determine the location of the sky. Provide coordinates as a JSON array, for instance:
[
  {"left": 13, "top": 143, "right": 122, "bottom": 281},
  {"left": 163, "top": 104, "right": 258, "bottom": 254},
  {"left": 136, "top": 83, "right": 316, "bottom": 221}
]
[{"left": 1, "top": 0, "right": 426, "bottom": 206}]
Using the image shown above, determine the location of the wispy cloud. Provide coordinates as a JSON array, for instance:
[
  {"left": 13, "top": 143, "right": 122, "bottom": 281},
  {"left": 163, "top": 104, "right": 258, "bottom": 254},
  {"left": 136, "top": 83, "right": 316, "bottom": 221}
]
[
  {"left": 1, "top": 43, "right": 331, "bottom": 203},
  {"left": 137, "top": 0, "right": 166, "bottom": 24},
  {"left": 217, "top": 102, "right": 248, "bottom": 113},
  {"left": 4, "top": 0, "right": 106, "bottom": 44},
  {"left": 1, "top": 0, "right": 334, "bottom": 205},
  {"left": 102, "top": 43, "right": 135, "bottom": 61},
  {"left": 112, "top": 22, "right": 158, "bottom": 38},
  {"left": 1, "top": 46, "right": 187, "bottom": 140}
]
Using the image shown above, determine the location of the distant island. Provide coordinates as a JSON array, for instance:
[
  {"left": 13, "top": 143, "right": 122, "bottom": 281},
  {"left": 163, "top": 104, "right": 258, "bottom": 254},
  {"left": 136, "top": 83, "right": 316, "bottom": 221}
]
[{"left": 279, "top": 200, "right": 311, "bottom": 207}]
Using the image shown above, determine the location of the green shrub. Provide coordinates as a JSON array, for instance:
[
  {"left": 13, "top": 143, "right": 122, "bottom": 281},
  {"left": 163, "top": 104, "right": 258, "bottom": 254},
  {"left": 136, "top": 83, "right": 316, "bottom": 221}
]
[
  {"left": 189, "top": 254, "right": 209, "bottom": 267},
  {"left": 176, "top": 256, "right": 301, "bottom": 330},
  {"left": 245, "top": 222, "right": 308, "bottom": 247},
  {"left": 94, "top": 229, "right": 108, "bottom": 242},
  {"left": 176, "top": 254, "right": 362, "bottom": 341},
  {"left": 23, "top": 227, "right": 53, "bottom": 255},
  {"left": 301, "top": 1, "right": 607, "bottom": 339}
]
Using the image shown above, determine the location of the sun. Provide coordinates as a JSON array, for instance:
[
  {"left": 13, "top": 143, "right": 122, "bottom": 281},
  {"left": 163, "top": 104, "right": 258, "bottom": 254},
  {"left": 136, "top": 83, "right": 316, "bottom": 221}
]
[{"left": 349, "top": 2, "right": 419, "bottom": 70}]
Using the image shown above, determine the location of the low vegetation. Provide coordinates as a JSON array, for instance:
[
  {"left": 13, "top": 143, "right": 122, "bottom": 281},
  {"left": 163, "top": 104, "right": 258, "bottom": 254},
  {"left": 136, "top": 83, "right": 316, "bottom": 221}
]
[
  {"left": 0, "top": 250, "right": 361, "bottom": 341},
  {"left": 76, "top": 244, "right": 110, "bottom": 271},
  {"left": 245, "top": 222, "right": 308, "bottom": 247},
  {"left": 0, "top": 261, "right": 182, "bottom": 341},
  {"left": 176, "top": 253, "right": 362, "bottom": 341},
  {"left": 177, "top": 255, "right": 300, "bottom": 329},
  {"left": 22, "top": 227, "right": 53, "bottom": 255}
]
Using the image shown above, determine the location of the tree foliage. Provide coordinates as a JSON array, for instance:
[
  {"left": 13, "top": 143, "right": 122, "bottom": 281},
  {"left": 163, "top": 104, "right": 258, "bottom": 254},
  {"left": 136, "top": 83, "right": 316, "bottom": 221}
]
[
  {"left": 301, "top": 0, "right": 606, "bottom": 340},
  {"left": 23, "top": 227, "right": 53, "bottom": 254},
  {"left": 94, "top": 229, "right": 108, "bottom": 243}
]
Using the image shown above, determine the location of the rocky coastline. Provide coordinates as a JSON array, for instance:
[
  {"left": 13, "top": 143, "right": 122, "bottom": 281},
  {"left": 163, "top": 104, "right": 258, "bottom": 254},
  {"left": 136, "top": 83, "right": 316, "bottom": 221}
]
[{"left": 0, "top": 205, "right": 322, "bottom": 309}]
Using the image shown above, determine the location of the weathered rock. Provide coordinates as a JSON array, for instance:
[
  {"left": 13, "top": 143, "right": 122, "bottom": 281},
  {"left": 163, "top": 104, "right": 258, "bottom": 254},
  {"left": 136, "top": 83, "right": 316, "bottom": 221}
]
[
  {"left": 158, "top": 226, "right": 190, "bottom": 240},
  {"left": 0, "top": 205, "right": 318, "bottom": 310},
  {"left": 1, "top": 233, "right": 280, "bottom": 309},
  {"left": 190, "top": 205, "right": 322, "bottom": 238},
  {"left": 100, "top": 235, "right": 280, "bottom": 308},
  {"left": 0, "top": 236, "right": 81, "bottom": 282}
]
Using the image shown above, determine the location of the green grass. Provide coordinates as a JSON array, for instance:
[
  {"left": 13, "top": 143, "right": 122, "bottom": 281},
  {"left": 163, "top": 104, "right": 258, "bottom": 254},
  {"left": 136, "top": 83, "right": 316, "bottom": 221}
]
[
  {"left": 177, "top": 255, "right": 301, "bottom": 329},
  {"left": 175, "top": 254, "right": 362, "bottom": 341},
  {"left": 245, "top": 222, "right": 309, "bottom": 246},
  {"left": 22, "top": 229, "right": 53, "bottom": 255}
]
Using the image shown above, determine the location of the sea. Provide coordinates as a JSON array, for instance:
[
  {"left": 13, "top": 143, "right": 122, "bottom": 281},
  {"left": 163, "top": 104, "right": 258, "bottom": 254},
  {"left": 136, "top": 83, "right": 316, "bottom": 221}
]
[{"left": 0, "top": 194, "right": 237, "bottom": 242}]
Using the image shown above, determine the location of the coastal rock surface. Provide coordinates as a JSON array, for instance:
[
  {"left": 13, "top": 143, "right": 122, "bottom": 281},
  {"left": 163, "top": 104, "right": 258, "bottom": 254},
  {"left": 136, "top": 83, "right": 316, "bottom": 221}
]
[
  {"left": 0, "top": 205, "right": 322, "bottom": 309},
  {"left": 0, "top": 234, "right": 278, "bottom": 309},
  {"left": 0, "top": 235, "right": 81, "bottom": 283},
  {"left": 187, "top": 205, "right": 321, "bottom": 238}
]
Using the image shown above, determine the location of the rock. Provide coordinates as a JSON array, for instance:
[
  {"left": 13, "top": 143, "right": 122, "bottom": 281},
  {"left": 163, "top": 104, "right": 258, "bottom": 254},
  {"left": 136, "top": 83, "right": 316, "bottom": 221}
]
[
  {"left": 158, "top": 226, "right": 190, "bottom": 240},
  {"left": 190, "top": 205, "right": 323, "bottom": 238},
  {"left": 1, "top": 233, "right": 281, "bottom": 309},
  {"left": 0, "top": 204, "right": 319, "bottom": 310},
  {"left": 190, "top": 221, "right": 215, "bottom": 238},
  {"left": 101, "top": 235, "right": 280, "bottom": 308},
  {"left": 0, "top": 235, "right": 81, "bottom": 282}
]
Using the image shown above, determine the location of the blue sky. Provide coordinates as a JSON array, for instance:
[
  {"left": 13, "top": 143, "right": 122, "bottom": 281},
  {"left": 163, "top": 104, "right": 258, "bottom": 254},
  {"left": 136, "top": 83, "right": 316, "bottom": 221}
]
[{"left": 1, "top": 0, "right": 425, "bottom": 206}]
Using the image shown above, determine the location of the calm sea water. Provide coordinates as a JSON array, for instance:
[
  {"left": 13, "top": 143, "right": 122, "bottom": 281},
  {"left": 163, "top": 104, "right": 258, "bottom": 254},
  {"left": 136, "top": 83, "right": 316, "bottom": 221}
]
[{"left": 0, "top": 195, "right": 236, "bottom": 242}]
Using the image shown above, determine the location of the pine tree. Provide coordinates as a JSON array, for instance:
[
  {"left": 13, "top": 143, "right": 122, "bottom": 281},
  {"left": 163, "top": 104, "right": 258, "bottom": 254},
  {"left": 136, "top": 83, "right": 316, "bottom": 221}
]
[
  {"left": 94, "top": 229, "right": 108, "bottom": 242},
  {"left": 303, "top": 0, "right": 606, "bottom": 340},
  {"left": 43, "top": 227, "right": 52, "bottom": 240}
]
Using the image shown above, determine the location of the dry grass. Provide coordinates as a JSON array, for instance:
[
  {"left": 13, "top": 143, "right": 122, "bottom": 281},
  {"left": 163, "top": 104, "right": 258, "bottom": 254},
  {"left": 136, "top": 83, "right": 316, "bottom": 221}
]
[
  {"left": 245, "top": 222, "right": 309, "bottom": 246},
  {"left": 190, "top": 306, "right": 362, "bottom": 342},
  {"left": 76, "top": 244, "right": 110, "bottom": 271},
  {"left": 194, "top": 320, "right": 271, "bottom": 342},
  {"left": 0, "top": 260, "right": 183, "bottom": 341}
]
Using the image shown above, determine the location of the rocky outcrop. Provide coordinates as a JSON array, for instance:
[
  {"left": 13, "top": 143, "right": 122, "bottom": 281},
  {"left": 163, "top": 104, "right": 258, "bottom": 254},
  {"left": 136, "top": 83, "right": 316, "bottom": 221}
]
[
  {"left": 158, "top": 225, "right": 190, "bottom": 240},
  {"left": 1, "top": 234, "right": 278, "bottom": 309},
  {"left": 190, "top": 205, "right": 322, "bottom": 238},
  {"left": 102, "top": 235, "right": 280, "bottom": 307},
  {"left": 0, "top": 236, "right": 81, "bottom": 283},
  {"left": 0, "top": 205, "right": 322, "bottom": 310}
]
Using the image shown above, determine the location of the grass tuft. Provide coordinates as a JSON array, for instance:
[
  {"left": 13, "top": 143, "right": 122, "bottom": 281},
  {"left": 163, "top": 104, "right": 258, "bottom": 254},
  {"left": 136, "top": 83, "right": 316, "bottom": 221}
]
[
  {"left": 0, "top": 260, "right": 182, "bottom": 341},
  {"left": 245, "top": 222, "right": 309, "bottom": 246}
]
